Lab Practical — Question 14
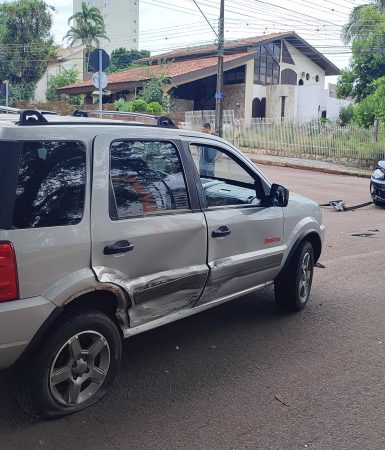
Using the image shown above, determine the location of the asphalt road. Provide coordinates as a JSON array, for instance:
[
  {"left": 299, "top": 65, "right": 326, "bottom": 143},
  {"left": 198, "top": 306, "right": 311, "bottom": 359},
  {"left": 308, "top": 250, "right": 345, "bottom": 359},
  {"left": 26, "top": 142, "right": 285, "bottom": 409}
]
[{"left": 1, "top": 166, "right": 384, "bottom": 450}]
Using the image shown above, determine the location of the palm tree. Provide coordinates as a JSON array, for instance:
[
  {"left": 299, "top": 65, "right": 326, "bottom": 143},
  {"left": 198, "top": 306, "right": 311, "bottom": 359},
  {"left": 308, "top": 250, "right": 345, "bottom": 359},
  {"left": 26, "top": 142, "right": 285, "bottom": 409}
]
[
  {"left": 64, "top": 1, "right": 109, "bottom": 72},
  {"left": 341, "top": 0, "right": 385, "bottom": 44}
]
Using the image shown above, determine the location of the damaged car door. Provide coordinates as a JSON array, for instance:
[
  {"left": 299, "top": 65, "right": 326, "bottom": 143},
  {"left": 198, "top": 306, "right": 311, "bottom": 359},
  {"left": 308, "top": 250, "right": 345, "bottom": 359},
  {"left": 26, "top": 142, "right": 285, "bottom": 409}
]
[{"left": 91, "top": 135, "right": 209, "bottom": 327}]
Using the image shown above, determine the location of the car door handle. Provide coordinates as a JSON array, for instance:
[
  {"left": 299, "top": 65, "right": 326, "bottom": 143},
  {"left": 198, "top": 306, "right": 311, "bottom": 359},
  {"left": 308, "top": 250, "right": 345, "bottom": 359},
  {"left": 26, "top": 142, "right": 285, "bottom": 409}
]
[
  {"left": 212, "top": 226, "right": 231, "bottom": 238},
  {"left": 103, "top": 240, "right": 134, "bottom": 255}
]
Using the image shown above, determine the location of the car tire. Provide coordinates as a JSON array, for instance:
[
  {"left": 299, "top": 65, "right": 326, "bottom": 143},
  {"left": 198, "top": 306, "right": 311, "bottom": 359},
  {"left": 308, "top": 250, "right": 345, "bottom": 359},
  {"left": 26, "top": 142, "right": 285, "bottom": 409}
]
[
  {"left": 17, "top": 309, "right": 122, "bottom": 418},
  {"left": 274, "top": 241, "right": 314, "bottom": 312}
]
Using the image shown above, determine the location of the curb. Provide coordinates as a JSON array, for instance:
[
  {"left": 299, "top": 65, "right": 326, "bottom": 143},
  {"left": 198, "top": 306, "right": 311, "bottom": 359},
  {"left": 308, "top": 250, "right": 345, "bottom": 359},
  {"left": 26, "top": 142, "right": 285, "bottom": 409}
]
[{"left": 249, "top": 157, "right": 372, "bottom": 179}]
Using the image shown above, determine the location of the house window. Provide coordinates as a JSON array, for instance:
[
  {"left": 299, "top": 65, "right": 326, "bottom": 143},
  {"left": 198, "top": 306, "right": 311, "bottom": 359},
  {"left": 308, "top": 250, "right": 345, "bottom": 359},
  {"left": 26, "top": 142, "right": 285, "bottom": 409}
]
[
  {"left": 254, "top": 41, "right": 280, "bottom": 86},
  {"left": 224, "top": 66, "right": 245, "bottom": 85},
  {"left": 281, "top": 68, "right": 297, "bottom": 85},
  {"left": 282, "top": 42, "right": 295, "bottom": 65},
  {"left": 252, "top": 98, "right": 266, "bottom": 119},
  {"left": 281, "top": 96, "right": 286, "bottom": 119}
]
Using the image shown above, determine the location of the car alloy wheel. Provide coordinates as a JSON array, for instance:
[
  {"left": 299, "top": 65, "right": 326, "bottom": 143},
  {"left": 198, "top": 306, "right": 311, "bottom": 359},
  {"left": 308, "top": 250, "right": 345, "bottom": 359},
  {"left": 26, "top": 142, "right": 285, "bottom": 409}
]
[
  {"left": 298, "top": 251, "right": 312, "bottom": 304},
  {"left": 49, "top": 330, "right": 111, "bottom": 407}
]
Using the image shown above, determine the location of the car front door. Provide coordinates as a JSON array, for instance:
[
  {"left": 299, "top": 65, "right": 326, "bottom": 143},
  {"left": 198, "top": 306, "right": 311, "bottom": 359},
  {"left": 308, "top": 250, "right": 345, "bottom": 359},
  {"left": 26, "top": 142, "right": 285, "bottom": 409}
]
[
  {"left": 91, "top": 134, "right": 209, "bottom": 327},
  {"left": 187, "top": 140, "right": 285, "bottom": 305}
]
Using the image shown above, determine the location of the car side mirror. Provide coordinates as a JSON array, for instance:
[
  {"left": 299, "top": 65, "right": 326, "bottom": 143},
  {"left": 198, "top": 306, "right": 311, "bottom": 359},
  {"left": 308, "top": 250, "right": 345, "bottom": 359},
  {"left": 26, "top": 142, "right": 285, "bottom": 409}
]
[{"left": 270, "top": 183, "right": 289, "bottom": 207}]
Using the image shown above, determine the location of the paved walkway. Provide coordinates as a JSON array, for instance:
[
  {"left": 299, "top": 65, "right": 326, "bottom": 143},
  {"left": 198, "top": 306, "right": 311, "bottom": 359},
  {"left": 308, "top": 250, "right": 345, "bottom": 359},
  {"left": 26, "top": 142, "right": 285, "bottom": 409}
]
[{"left": 243, "top": 152, "right": 372, "bottom": 178}]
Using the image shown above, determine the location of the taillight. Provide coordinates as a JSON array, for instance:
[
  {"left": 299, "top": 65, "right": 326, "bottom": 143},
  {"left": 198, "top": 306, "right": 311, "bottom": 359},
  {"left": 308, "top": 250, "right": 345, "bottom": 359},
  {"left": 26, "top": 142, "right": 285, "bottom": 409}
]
[{"left": 0, "top": 243, "right": 19, "bottom": 302}]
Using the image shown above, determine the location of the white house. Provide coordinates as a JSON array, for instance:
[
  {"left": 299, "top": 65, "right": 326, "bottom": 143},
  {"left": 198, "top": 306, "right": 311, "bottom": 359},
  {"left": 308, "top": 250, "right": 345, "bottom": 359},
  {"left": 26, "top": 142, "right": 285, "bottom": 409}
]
[
  {"left": 35, "top": 46, "right": 85, "bottom": 103},
  {"left": 58, "top": 32, "right": 345, "bottom": 122}
]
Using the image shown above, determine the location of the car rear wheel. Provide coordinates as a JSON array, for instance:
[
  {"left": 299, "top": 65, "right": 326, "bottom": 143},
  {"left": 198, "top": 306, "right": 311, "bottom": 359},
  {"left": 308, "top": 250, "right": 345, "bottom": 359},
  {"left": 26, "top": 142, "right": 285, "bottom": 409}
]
[
  {"left": 17, "top": 309, "right": 122, "bottom": 418},
  {"left": 274, "top": 241, "right": 314, "bottom": 312}
]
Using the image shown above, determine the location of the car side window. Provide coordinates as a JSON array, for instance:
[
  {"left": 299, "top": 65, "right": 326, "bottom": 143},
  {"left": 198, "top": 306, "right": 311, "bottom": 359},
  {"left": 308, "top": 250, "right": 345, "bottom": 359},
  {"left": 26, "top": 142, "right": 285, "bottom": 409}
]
[
  {"left": 190, "top": 144, "right": 263, "bottom": 208},
  {"left": 110, "top": 140, "right": 190, "bottom": 219},
  {"left": 12, "top": 141, "right": 86, "bottom": 229}
]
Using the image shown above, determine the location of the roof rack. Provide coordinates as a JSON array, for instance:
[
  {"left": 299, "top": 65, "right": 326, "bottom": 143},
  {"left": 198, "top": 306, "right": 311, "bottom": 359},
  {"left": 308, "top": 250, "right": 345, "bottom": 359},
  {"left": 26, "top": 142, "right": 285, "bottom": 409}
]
[
  {"left": 1, "top": 107, "right": 177, "bottom": 129},
  {"left": 72, "top": 109, "right": 177, "bottom": 128},
  {"left": 0, "top": 107, "right": 50, "bottom": 125},
  {"left": 0, "top": 106, "right": 58, "bottom": 123}
]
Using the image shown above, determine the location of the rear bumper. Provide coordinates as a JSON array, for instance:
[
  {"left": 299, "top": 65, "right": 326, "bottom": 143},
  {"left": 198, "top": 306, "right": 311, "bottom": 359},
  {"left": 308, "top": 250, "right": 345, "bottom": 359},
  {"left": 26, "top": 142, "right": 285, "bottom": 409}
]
[{"left": 0, "top": 297, "right": 56, "bottom": 370}]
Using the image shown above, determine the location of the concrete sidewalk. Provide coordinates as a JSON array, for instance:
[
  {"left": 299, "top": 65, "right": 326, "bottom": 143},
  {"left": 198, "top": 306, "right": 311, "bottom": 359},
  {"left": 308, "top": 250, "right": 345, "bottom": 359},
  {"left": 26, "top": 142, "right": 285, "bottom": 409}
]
[{"left": 243, "top": 152, "right": 372, "bottom": 178}]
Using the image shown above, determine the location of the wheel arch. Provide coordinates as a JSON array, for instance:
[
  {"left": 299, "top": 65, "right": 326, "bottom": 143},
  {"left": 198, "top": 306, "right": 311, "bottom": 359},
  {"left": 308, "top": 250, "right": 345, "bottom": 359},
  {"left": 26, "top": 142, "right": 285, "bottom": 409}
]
[
  {"left": 13, "top": 285, "right": 131, "bottom": 370},
  {"left": 62, "top": 286, "right": 131, "bottom": 332},
  {"left": 281, "top": 231, "right": 322, "bottom": 274}
]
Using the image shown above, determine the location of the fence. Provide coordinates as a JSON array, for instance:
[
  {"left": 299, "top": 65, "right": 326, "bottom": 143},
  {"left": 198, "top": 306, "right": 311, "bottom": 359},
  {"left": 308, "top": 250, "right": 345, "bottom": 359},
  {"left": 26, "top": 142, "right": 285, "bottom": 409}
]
[
  {"left": 184, "top": 110, "right": 236, "bottom": 131},
  {"left": 237, "top": 119, "right": 385, "bottom": 165},
  {"left": 182, "top": 112, "right": 385, "bottom": 167}
]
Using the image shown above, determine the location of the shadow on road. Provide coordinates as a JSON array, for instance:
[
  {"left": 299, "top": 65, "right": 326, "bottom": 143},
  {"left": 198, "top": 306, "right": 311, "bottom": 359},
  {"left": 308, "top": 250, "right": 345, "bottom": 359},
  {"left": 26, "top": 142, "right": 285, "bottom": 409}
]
[{"left": 0, "top": 286, "right": 320, "bottom": 432}]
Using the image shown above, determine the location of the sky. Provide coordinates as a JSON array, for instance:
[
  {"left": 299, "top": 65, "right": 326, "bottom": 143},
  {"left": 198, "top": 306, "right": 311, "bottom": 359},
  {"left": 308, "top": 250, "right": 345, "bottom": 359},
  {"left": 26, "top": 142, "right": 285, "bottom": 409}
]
[{"left": 22, "top": 0, "right": 369, "bottom": 79}]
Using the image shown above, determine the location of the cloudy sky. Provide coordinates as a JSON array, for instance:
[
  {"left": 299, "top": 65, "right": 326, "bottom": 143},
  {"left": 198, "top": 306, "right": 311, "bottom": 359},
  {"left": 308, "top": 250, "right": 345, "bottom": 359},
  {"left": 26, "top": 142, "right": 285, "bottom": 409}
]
[{"left": 41, "top": 0, "right": 361, "bottom": 73}]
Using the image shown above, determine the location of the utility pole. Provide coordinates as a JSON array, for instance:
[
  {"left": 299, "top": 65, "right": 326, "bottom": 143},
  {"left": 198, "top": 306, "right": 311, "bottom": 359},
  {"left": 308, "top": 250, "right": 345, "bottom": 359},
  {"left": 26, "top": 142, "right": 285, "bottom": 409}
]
[
  {"left": 215, "top": 0, "right": 225, "bottom": 137},
  {"left": 98, "top": 49, "right": 103, "bottom": 112}
]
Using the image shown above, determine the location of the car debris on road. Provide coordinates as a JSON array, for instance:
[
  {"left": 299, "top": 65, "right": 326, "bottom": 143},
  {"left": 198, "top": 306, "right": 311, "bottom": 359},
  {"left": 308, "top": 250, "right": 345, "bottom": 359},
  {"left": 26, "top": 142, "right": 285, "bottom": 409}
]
[{"left": 320, "top": 200, "right": 373, "bottom": 212}]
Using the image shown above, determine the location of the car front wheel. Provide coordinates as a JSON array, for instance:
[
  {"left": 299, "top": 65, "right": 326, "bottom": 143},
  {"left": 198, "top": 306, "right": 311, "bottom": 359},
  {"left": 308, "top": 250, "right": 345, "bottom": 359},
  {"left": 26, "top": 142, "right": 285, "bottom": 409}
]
[
  {"left": 274, "top": 241, "right": 314, "bottom": 312},
  {"left": 17, "top": 309, "right": 122, "bottom": 418}
]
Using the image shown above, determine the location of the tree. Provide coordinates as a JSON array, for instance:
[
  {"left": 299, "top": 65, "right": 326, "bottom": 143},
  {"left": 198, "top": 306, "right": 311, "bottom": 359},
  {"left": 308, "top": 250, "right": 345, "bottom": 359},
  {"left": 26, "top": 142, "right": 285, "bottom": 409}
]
[
  {"left": 341, "top": 0, "right": 385, "bottom": 44},
  {"left": 337, "top": 8, "right": 385, "bottom": 101},
  {"left": 137, "top": 63, "right": 173, "bottom": 110},
  {"left": 46, "top": 67, "right": 80, "bottom": 102},
  {"left": 0, "top": 0, "right": 56, "bottom": 103},
  {"left": 64, "top": 1, "right": 108, "bottom": 71},
  {"left": 108, "top": 48, "right": 150, "bottom": 73},
  {"left": 352, "top": 77, "right": 385, "bottom": 127},
  {"left": 138, "top": 78, "right": 165, "bottom": 105}
]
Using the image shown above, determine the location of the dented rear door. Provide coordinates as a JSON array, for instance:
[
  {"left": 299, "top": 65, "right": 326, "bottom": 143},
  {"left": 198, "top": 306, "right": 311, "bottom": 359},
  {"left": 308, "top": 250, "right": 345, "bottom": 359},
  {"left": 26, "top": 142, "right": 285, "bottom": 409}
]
[{"left": 91, "top": 134, "right": 208, "bottom": 327}]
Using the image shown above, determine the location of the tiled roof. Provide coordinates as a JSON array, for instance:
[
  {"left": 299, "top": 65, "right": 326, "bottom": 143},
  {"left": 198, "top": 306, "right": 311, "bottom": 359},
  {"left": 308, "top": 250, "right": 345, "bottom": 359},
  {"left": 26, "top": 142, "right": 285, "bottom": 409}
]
[
  {"left": 136, "top": 31, "right": 340, "bottom": 76},
  {"left": 58, "top": 52, "right": 255, "bottom": 91},
  {"left": 139, "top": 32, "right": 293, "bottom": 61}
]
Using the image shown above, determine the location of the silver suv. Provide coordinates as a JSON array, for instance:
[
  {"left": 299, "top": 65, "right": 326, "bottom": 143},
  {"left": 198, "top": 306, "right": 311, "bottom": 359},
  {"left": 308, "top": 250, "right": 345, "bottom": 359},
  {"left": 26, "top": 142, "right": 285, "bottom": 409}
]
[{"left": 0, "top": 108, "right": 325, "bottom": 418}]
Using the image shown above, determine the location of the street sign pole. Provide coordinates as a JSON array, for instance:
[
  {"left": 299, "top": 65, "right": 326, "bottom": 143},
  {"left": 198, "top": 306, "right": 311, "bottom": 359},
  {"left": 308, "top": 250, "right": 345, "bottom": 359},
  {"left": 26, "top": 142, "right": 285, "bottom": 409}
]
[
  {"left": 215, "top": 0, "right": 225, "bottom": 137},
  {"left": 99, "top": 49, "right": 103, "bottom": 112}
]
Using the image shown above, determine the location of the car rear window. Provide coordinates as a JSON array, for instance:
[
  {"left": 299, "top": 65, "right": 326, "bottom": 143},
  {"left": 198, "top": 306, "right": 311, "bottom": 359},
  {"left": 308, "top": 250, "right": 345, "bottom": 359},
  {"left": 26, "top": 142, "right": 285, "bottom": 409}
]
[{"left": 0, "top": 140, "right": 86, "bottom": 230}]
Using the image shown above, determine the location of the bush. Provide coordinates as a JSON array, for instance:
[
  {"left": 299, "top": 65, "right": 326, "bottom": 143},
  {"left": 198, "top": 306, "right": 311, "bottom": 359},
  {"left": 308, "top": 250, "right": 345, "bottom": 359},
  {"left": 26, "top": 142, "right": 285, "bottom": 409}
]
[
  {"left": 146, "top": 101, "right": 163, "bottom": 114},
  {"left": 114, "top": 98, "right": 163, "bottom": 115},
  {"left": 339, "top": 104, "right": 355, "bottom": 125},
  {"left": 130, "top": 99, "right": 148, "bottom": 112},
  {"left": 113, "top": 98, "right": 129, "bottom": 111}
]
